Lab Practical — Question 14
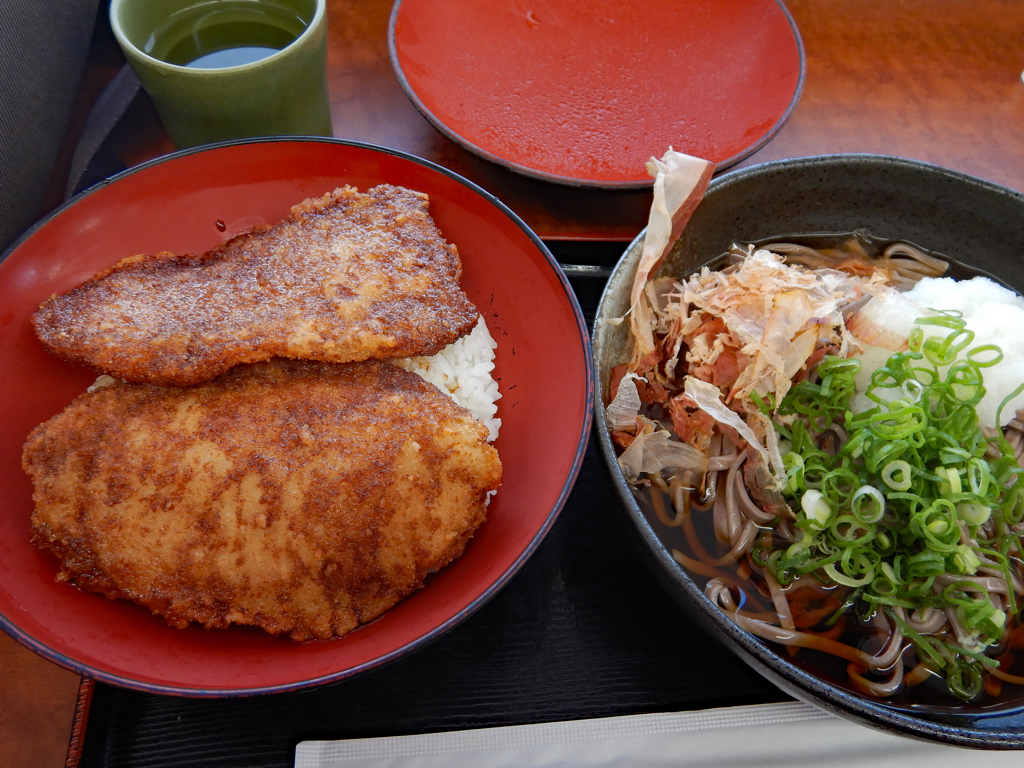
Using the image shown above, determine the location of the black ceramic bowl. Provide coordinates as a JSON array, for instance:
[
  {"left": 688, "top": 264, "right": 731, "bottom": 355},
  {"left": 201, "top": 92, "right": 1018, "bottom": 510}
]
[{"left": 593, "top": 154, "right": 1024, "bottom": 748}]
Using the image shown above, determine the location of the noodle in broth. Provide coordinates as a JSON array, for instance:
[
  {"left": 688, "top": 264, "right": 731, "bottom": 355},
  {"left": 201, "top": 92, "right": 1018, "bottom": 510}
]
[{"left": 610, "top": 235, "right": 1024, "bottom": 706}]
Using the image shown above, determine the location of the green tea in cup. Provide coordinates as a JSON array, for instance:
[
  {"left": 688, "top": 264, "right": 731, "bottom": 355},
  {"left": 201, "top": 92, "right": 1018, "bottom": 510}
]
[
  {"left": 111, "top": 0, "right": 332, "bottom": 148},
  {"left": 146, "top": 0, "right": 307, "bottom": 69}
]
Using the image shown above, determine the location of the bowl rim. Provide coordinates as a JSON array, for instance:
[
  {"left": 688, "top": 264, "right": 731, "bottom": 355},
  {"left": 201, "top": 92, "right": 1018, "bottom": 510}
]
[
  {"left": 0, "top": 136, "right": 595, "bottom": 696},
  {"left": 592, "top": 152, "right": 1024, "bottom": 747}
]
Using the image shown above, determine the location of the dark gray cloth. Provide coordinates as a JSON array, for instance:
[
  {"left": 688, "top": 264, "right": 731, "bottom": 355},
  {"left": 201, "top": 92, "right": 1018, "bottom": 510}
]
[{"left": 0, "top": 0, "right": 100, "bottom": 251}]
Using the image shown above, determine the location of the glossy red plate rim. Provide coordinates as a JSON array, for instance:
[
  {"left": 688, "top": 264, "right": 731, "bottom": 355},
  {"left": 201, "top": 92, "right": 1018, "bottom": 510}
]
[
  {"left": 0, "top": 137, "right": 595, "bottom": 696},
  {"left": 388, "top": 0, "right": 806, "bottom": 189}
]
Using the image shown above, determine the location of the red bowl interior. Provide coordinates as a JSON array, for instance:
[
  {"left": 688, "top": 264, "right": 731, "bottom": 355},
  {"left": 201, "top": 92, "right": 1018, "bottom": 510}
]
[{"left": 0, "top": 139, "right": 593, "bottom": 695}]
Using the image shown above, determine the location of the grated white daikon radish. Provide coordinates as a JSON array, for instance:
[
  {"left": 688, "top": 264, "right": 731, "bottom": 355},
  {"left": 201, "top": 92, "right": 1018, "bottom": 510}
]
[{"left": 849, "top": 276, "right": 1024, "bottom": 427}]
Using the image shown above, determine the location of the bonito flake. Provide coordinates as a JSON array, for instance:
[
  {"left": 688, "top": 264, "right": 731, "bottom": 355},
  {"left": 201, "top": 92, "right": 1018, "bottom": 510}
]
[{"left": 676, "top": 249, "right": 886, "bottom": 404}]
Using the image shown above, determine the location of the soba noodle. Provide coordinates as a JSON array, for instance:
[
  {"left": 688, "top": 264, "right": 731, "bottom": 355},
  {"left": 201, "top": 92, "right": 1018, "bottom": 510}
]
[{"left": 610, "top": 235, "right": 1024, "bottom": 705}]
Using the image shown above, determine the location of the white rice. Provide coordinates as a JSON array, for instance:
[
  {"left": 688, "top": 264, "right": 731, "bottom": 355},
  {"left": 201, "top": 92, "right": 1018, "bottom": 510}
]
[{"left": 394, "top": 316, "right": 502, "bottom": 441}]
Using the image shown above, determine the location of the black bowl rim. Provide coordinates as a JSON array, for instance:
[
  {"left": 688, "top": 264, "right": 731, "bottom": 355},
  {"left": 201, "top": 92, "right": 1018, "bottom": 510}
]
[
  {"left": 593, "top": 152, "right": 1024, "bottom": 748},
  {"left": 0, "top": 136, "right": 596, "bottom": 697}
]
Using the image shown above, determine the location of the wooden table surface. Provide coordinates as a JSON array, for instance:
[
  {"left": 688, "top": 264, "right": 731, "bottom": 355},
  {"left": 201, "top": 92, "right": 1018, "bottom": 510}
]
[
  {"left": 8, "top": 0, "right": 1024, "bottom": 766},
  {"left": 41, "top": 0, "right": 1024, "bottom": 239}
]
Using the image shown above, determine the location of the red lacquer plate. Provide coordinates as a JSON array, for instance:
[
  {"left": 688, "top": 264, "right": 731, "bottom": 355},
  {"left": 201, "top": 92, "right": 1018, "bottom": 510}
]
[
  {"left": 389, "top": 0, "right": 804, "bottom": 188},
  {"left": 0, "top": 139, "right": 593, "bottom": 696}
]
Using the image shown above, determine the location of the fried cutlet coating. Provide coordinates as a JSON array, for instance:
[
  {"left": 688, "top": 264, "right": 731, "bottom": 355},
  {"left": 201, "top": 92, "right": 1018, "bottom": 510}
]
[
  {"left": 32, "top": 185, "right": 480, "bottom": 386},
  {"left": 22, "top": 360, "right": 502, "bottom": 642}
]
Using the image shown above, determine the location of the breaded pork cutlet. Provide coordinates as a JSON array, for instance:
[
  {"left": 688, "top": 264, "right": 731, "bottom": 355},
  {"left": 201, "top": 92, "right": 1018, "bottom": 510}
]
[
  {"left": 22, "top": 359, "right": 502, "bottom": 641},
  {"left": 32, "top": 185, "right": 480, "bottom": 386}
]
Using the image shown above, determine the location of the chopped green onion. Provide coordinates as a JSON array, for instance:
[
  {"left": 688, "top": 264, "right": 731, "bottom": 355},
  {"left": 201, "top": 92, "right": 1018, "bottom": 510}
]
[
  {"left": 956, "top": 501, "right": 990, "bottom": 526},
  {"left": 952, "top": 544, "right": 981, "bottom": 574},
  {"left": 881, "top": 460, "right": 912, "bottom": 491},
  {"left": 995, "top": 382, "right": 1024, "bottom": 428},
  {"left": 801, "top": 489, "right": 833, "bottom": 531},
  {"left": 824, "top": 560, "right": 875, "bottom": 588},
  {"left": 850, "top": 485, "right": 886, "bottom": 524},
  {"left": 764, "top": 312, "right": 1024, "bottom": 702},
  {"left": 937, "top": 466, "right": 963, "bottom": 496}
]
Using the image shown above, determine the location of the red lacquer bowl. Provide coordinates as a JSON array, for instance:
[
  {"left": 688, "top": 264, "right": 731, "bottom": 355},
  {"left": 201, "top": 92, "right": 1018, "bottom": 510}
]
[
  {"left": 0, "top": 139, "right": 593, "bottom": 696},
  {"left": 389, "top": 0, "right": 804, "bottom": 187}
]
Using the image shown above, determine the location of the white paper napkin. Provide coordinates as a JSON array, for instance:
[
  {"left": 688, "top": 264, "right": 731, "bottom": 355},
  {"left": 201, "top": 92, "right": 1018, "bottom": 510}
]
[{"left": 295, "top": 700, "right": 1024, "bottom": 768}]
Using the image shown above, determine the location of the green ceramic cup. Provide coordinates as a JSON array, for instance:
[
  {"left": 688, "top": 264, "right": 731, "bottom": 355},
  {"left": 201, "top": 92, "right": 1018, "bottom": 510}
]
[{"left": 110, "top": 0, "right": 332, "bottom": 148}]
